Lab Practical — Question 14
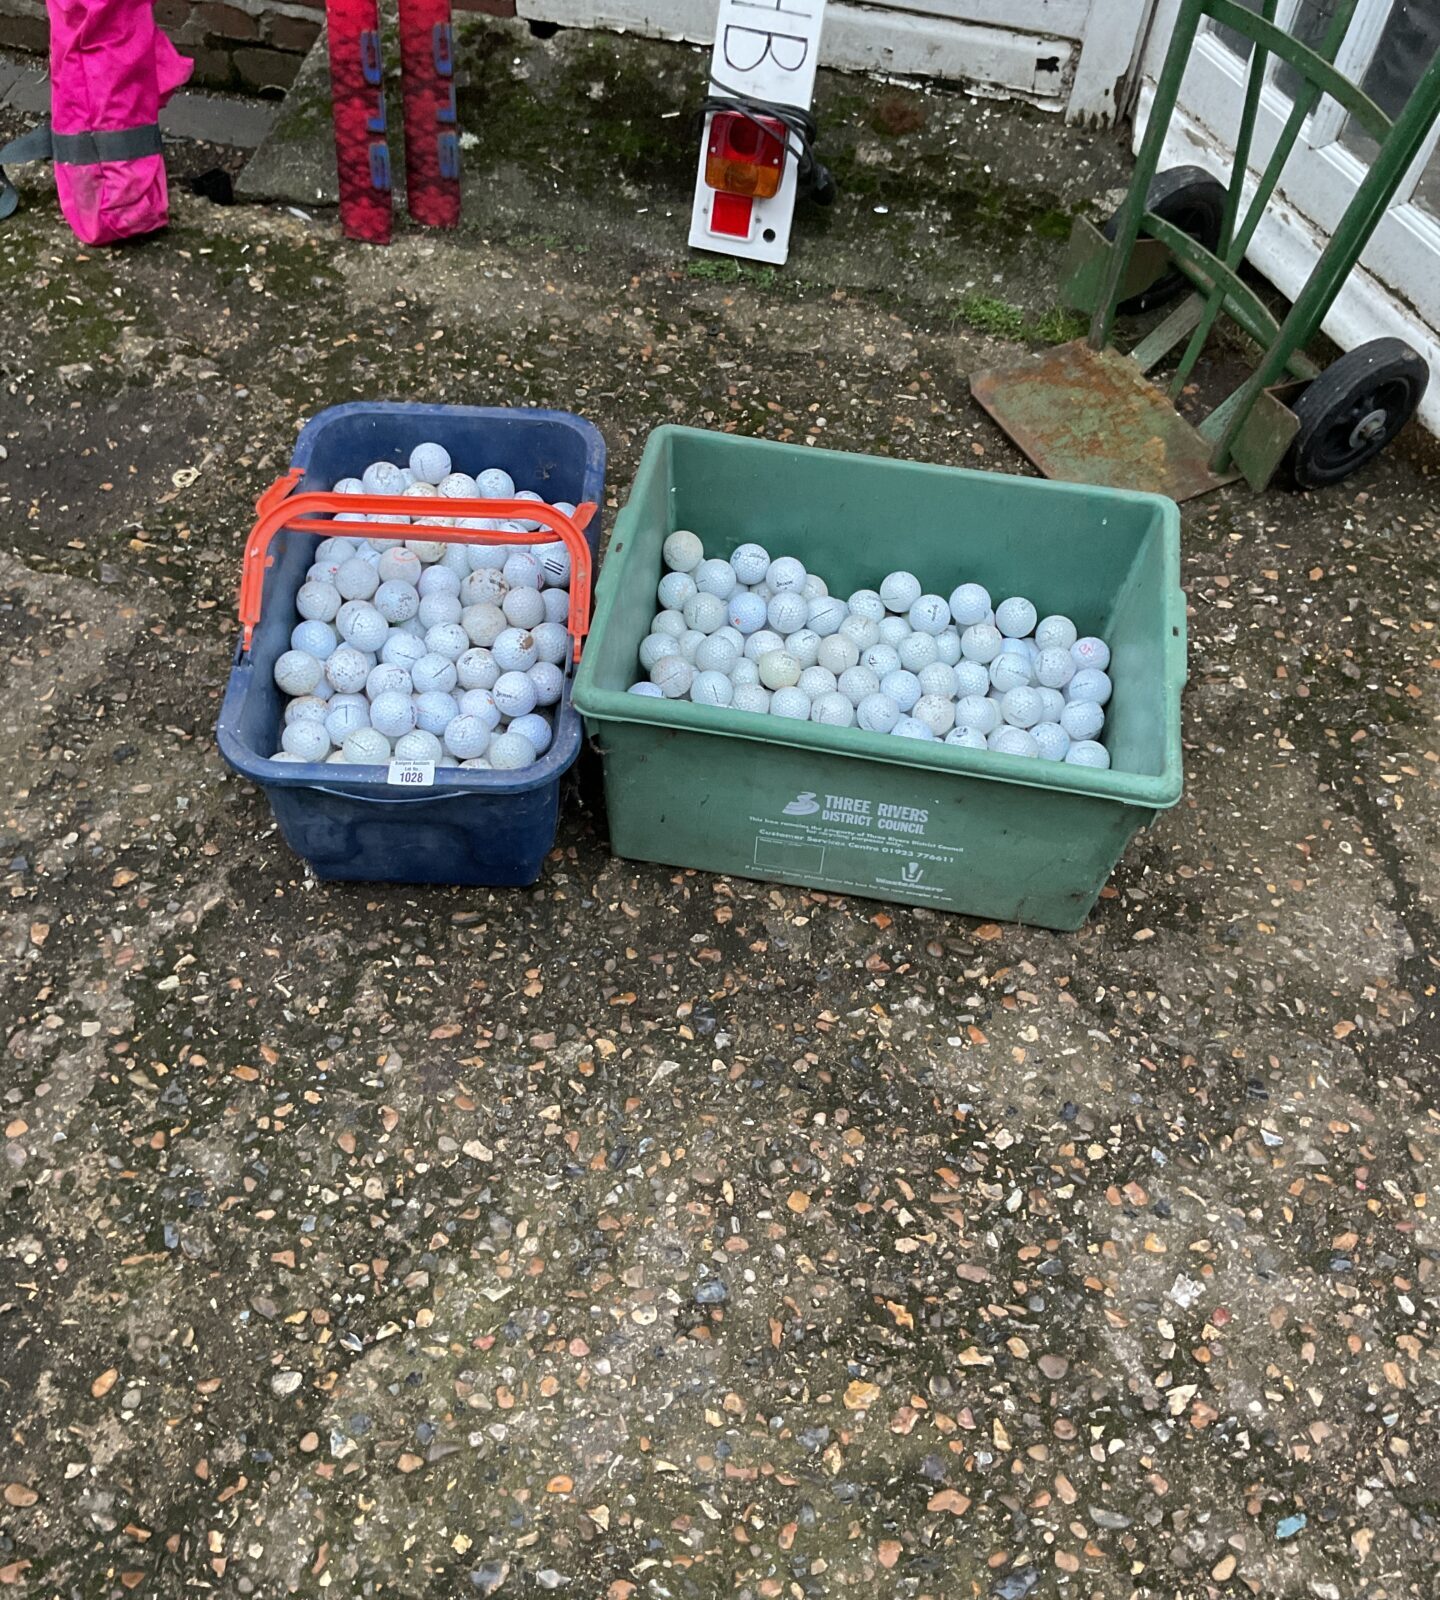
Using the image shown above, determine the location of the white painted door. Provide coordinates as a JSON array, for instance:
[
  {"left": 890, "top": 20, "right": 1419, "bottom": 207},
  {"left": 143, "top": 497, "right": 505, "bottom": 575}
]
[
  {"left": 1135, "top": 0, "right": 1440, "bottom": 430},
  {"left": 515, "top": 0, "right": 1155, "bottom": 123}
]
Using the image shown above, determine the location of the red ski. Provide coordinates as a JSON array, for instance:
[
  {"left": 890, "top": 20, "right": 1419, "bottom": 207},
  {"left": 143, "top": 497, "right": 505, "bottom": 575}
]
[
  {"left": 397, "top": 0, "right": 461, "bottom": 228},
  {"left": 326, "top": 0, "right": 393, "bottom": 243}
]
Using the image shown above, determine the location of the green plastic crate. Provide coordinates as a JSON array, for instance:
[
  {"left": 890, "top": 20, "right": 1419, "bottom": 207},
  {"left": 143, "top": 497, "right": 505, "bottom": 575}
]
[{"left": 573, "top": 428, "right": 1185, "bottom": 930}]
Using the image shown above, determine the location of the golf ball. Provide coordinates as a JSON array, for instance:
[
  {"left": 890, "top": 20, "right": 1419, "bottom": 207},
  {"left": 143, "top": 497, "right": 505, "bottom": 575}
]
[{"left": 663, "top": 530, "right": 705, "bottom": 572}]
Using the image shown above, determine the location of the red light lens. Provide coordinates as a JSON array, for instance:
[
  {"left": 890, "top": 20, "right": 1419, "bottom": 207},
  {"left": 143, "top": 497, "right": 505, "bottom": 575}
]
[{"left": 705, "top": 111, "right": 786, "bottom": 199}]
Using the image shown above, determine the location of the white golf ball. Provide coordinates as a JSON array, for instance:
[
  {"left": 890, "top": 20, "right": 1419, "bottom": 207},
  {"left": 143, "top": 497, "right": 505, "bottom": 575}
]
[
  {"left": 507, "top": 712, "right": 552, "bottom": 755},
  {"left": 369, "top": 690, "right": 417, "bottom": 739},
  {"left": 881, "top": 669, "right": 921, "bottom": 712},
  {"left": 541, "top": 587, "right": 570, "bottom": 625},
  {"left": 488, "top": 731, "right": 537, "bottom": 769},
  {"left": 640, "top": 633, "right": 680, "bottom": 671},
  {"left": 335, "top": 558, "right": 380, "bottom": 602},
  {"left": 424, "top": 623, "right": 470, "bottom": 663},
  {"left": 628, "top": 682, "right": 664, "bottom": 697},
  {"left": 694, "top": 558, "right": 737, "bottom": 601},
  {"left": 990, "top": 651, "right": 1033, "bottom": 693},
  {"left": 989, "top": 726, "right": 1039, "bottom": 758},
  {"left": 949, "top": 583, "right": 991, "bottom": 627},
  {"left": 382, "top": 632, "right": 427, "bottom": 670},
  {"left": 502, "top": 587, "right": 546, "bottom": 631},
  {"left": 663, "top": 530, "right": 704, "bottom": 573},
  {"left": 342, "top": 606, "right": 389, "bottom": 654},
  {"left": 328, "top": 484, "right": 363, "bottom": 502},
  {"left": 291, "top": 620, "right": 338, "bottom": 659},
  {"left": 530, "top": 622, "right": 569, "bottom": 666},
  {"left": 1036, "top": 614, "right": 1078, "bottom": 652},
  {"left": 438, "top": 471, "right": 480, "bottom": 500},
  {"left": 847, "top": 589, "right": 886, "bottom": 623},
  {"left": 411, "top": 652, "right": 459, "bottom": 694},
  {"left": 913, "top": 693, "right": 956, "bottom": 735},
  {"left": 1001, "top": 686, "right": 1043, "bottom": 728},
  {"left": 1060, "top": 700, "right": 1105, "bottom": 741},
  {"left": 744, "top": 629, "right": 785, "bottom": 662},
  {"left": 758, "top": 651, "right": 802, "bottom": 691},
  {"left": 934, "top": 628, "right": 962, "bottom": 667},
  {"left": 1072, "top": 636, "right": 1111, "bottom": 672},
  {"left": 945, "top": 726, "right": 988, "bottom": 750},
  {"left": 361, "top": 461, "right": 406, "bottom": 496},
  {"left": 373, "top": 580, "right": 420, "bottom": 625},
  {"left": 493, "top": 670, "right": 538, "bottom": 718},
  {"left": 1066, "top": 740, "right": 1111, "bottom": 769},
  {"left": 462, "top": 568, "right": 509, "bottom": 608},
  {"left": 811, "top": 691, "right": 855, "bottom": 727},
  {"left": 285, "top": 694, "right": 330, "bottom": 726},
  {"left": 537, "top": 543, "right": 572, "bottom": 588},
  {"left": 650, "top": 656, "right": 693, "bottom": 699},
  {"left": 838, "top": 666, "right": 880, "bottom": 706},
  {"left": 801, "top": 574, "right": 829, "bottom": 602},
  {"left": 728, "top": 592, "right": 768, "bottom": 635},
  {"left": 897, "top": 632, "right": 939, "bottom": 672},
  {"left": 767, "top": 556, "right": 807, "bottom": 595},
  {"left": 415, "top": 592, "right": 460, "bottom": 633},
  {"left": 767, "top": 592, "right": 809, "bottom": 635},
  {"left": 408, "top": 442, "right": 451, "bottom": 485},
  {"left": 695, "top": 635, "right": 740, "bottom": 675},
  {"left": 1036, "top": 687, "right": 1066, "bottom": 723},
  {"left": 891, "top": 716, "right": 935, "bottom": 741},
  {"left": 995, "top": 597, "right": 1038, "bottom": 638},
  {"left": 367, "top": 662, "right": 411, "bottom": 698},
  {"left": 1035, "top": 647, "right": 1076, "bottom": 689},
  {"left": 692, "top": 670, "right": 734, "bottom": 707},
  {"left": 459, "top": 689, "right": 502, "bottom": 727},
  {"left": 880, "top": 571, "right": 922, "bottom": 613},
  {"left": 417, "top": 564, "right": 462, "bottom": 600},
  {"left": 918, "top": 662, "right": 956, "bottom": 699},
  {"left": 441, "top": 714, "right": 490, "bottom": 759},
  {"left": 838, "top": 614, "right": 880, "bottom": 653},
  {"left": 493, "top": 628, "right": 538, "bottom": 673},
  {"left": 960, "top": 623, "right": 1004, "bottom": 664},
  {"left": 1068, "top": 668, "right": 1112, "bottom": 706},
  {"left": 502, "top": 552, "right": 542, "bottom": 593},
  {"left": 296, "top": 580, "right": 342, "bottom": 623},
  {"left": 476, "top": 467, "right": 515, "bottom": 500},
  {"left": 658, "top": 571, "right": 696, "bottom": 611},
  {"left": 394, "top": 729, "right": 443, "bottom": 761},
  {"left": 529, "top": 661, "right": 565, "bottom": 706},
  {"left": 955, "top": 695, "right": 1001, "bottom": 736},
  {"left": 414, "top": 690, "right": 459, "bottom": 736},
  {"left": 684, "top": 593, "right": 727, "bottom": 635},
  {"left": 769, "top": 687, "right": 811, "bottom": 720},
  {"left": 676, "top": 629, "right": 707, "bottom": 664},
  {"left": 877, "top": 616, "right": 911, "bottom": 649},
  {"left": 856, "top": 692, "right": 901, "bottom": 733},
  {"left": 862, "top": 643, "right": 901, "bottom": 678},
  {"left": 909, "top": 594, "right": 950, "bottom": 636},
  {"left": 731, "top": 658, "right": 760, "bottom": 688},
  {"left": 808, "top": 596, "right": 848, "bottom": 637},
  {"left": 342, "top": 727, "right": 391, "bottom": 764},
  {"left": 1033, "top": 722, "right": 1070, "bottom": 761},
  {"left": 325, "top": 646, "right": 372, "bottom": 695},
  {"left": 785, "top": 629, "right": 822, "bottom": 669},
  {"left": 816, "top": 634, "right": 860, "bottom": 676},
  {"left": 462, "top": 603, "right": 508, "bottom": 650},
  {"left": 954, "top": 660, "right": 991, "bottom": 698},
  {"left": 798, "top": 666, "right": 837, "bottom": 701},
  {"left": 280, "top": 720, "right": 330, "bottom": 761},
  {"left": 730, "top": 543, "right": 770, "bottom": 585},
  {"left": 732, "top": 685, "right": 771, "bottom": 714}
]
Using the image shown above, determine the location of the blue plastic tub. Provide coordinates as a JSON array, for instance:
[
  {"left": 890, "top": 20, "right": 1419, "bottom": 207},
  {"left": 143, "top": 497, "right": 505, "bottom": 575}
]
[{"left": 217, "top": 402, "right": 606, "bottom": 885}]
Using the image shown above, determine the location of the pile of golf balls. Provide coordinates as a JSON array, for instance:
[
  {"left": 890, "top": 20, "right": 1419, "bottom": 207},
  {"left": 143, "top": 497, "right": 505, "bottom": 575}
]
[
  {"left": 268, "top": 442, "right": 579, "bottom": 772},
  {"left": 629, "top": 532, "right": 1117, "bottom": 770}
]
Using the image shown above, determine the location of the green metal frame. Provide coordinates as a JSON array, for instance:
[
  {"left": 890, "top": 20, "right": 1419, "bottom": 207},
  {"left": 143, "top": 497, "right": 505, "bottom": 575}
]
[{"left": 1080, "top": 0, "right": 1440, "bottom": 484}]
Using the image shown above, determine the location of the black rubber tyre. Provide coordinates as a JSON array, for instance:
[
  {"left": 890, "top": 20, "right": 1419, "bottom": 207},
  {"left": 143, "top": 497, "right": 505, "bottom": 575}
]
[
  {"left": 1284, "top": 338, "right": 1429, "bottom": 490},
  {"left": 1102, "top": 165, "right": 1228, "bottom": 315}
]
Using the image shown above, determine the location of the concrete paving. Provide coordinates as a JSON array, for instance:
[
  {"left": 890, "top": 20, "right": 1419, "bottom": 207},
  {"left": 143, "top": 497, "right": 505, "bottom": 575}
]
[{"left": 1, "top": 18, "right": 1438, "bottom": 1600}]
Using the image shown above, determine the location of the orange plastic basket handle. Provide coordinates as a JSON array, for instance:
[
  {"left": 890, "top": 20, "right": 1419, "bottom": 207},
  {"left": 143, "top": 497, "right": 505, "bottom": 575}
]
[{"left": 238, "top": 476, "right": 599, "bottom": 659}]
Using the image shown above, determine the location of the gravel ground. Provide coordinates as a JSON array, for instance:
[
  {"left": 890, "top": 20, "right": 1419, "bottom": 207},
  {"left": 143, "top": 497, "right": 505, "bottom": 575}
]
[{"left": 1, "top": 23, "right": 1438, "bottom": 1599}]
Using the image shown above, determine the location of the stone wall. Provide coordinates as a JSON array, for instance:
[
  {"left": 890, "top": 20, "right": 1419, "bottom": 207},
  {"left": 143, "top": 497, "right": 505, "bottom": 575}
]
[{"left": 0, "top": 0, "right": 516, "bottom": 96}]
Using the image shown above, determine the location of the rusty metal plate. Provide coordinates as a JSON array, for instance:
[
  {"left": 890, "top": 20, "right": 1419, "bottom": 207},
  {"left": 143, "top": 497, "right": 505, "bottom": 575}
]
[{"left": 970, "top": 341, "right": 1240, "bottom": 502}]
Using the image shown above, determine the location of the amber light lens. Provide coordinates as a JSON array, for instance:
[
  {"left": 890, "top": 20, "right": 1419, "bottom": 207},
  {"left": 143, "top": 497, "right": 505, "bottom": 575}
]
[{"left": 705, "top": 111, "right": 786, "bottom": 199}]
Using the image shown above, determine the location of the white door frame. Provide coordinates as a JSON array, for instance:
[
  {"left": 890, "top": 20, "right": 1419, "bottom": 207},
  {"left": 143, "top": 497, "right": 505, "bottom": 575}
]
[{"left": 1135, "top": 0, "right": 1440, "bottom": 431}]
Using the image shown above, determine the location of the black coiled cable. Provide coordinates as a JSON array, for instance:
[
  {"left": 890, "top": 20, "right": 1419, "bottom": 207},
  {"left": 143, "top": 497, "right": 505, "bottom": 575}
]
[{"left": 698, "top": 76, "right": 837, "bottom": 206}]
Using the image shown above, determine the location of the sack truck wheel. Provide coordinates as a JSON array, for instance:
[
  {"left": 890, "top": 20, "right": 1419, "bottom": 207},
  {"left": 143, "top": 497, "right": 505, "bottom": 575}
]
[
  {"left": 1284, "top": 338, "right": 1430, "bottom": 490},
  {"left": 1102, "top": 165, "right": 1229, "bottom": 316}
]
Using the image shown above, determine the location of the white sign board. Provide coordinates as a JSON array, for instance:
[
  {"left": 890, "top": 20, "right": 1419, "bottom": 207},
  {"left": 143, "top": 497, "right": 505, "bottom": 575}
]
[{"left": 687, "top": 0, "right": 827, "bottom": 266}]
